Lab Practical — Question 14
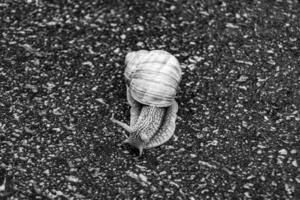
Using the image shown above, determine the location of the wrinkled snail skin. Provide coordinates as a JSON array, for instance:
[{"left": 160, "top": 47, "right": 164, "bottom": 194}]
[
  {"left": 144, "top": 100, "right": 178, "bottom": 149},
  {"left": 122, "top": 103, "right": 166, "bottom": 156},
  {"left": 111, "top": 50, "right": 181, "bottom": 156}
]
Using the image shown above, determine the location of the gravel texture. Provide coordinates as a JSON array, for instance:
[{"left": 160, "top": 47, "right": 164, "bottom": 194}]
[{"left": 0, "top": 0, "right": 300, "bottom": 199}]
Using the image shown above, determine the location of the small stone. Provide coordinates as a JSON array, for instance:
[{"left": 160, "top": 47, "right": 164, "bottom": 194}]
[
  {"left": 120, "top": 34, "right": 126, "bottom": 40},
  {"left": 202, "top": 127, "right": 209, "bottom": 132},
  {"left": 0, "top": 3, "right": 8, "bottom": 7},
  {"left": 137, "top": 25, "right": 144, "bottom": 31},
  {"left": 138, "top": 189, "right": 145, "bottom": 194},
  {"left": 176, "top": 148, "right": 185, "bottom": 153},
  {"left": 173, "top": 134, "right": 178, "bottom": 141},
  {"left": 25, "top": 84, "right": 38, "bottom": 93},
  {"left": 285, "top": 183, "right": 294, "bottom": 195},
  {"left": 82, "top": 61, "right": 94, "bottom": 68},
  {"left": 236, "top": 75, "right": 249, "bottom": 82},
  {"left": 47, "top": 82, "right": 56, "bottom": 90},
  {"left": 190, "top": 154, "right": 197, "bottom": 158},
  {"left": 96, "top": 98, "right": 107, "bottom": 104},
  {"left": 24, "top": 127, "right": 34, "bottom": 134},
  {"left": 272, "top": 181, "right": 278, "bottom": 186},
  {"left": 92, "top": 86, "right": 98, "bottom": 91},
  {"left": 170, "top": 5, "right": 176, "bottom": 10},
  {"left": 159, "top": 171, "right": 167, "bottom": 175},
  {"left": 33, "top": 184, "right": 42, "bottom": 194},
  {"left": 46, "top": 21, "right": 57, "bottom": 26},
  {"left": 187, "top": 64, "right": 196, "bottom": 71},
  {"left": 244, "top": 192, "right": 251, "bottom": 198},
  {"left": 136, "top": 41, "right": 144, "bottom": 47},
  {"left": 55, "top": 190, "right": 64, "bottom": 196},
  {"left": 279, "top": 149, "right": 288, "bottom": 155},
  {"left": 290, "top": 149, "right": 297, "bottom": 154},
  {"left": 235, "top": 60, "right": 253, "bottom": 65},
  {"left": 127, "top": 171, "right": 138, "bottom": 179},
  {"left": 0, "top": 177, "right": 6, "bottom": 191},
  {"left": 150, "top": 185, "right": 157, "bottom": 192},
  {"left": 169, "top": 181, "right": 180, "bottom": 188},
  {"left": 207, "top": 140, "right": 218, "bottom": 146},
  {"left": 292, "top": 160, "right": 298, "bottom": 167},
  {"left": 257, "top": 150, "right": 262, "bottom": 154},
  {"left": 239, "top": 86, "right": 248, "bottom": 90},
  {"left": 226, "top": 23, "right": 239, "bottom": 29},
  {"left": 138, "top": 174, "right": 148, "bottom": 183},
  {"left": 267, "top": 60, "right": 276, "bottom": 65},
  {"left": 208, "top": 45, "right": 214, "bottom": 51},
  {"left": 135, "top": 165, "right": 146, "bottom": 170},
  {"left": 113, "top": 48, "right": 120, "bottom": 54},
  {"left": 196, "top": 133, "right": 204, "bottom": 139},
  {"left": 52, "top": 127, "right": 61, "bottom": 132},
  {"left": 66, "top": 175, "right": 81, "bottom": 183},
  {"left": 243, "top": 183, "right": 253, "bottom": 189}
]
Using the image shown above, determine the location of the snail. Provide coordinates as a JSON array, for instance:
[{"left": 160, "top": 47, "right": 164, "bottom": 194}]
[{"left": 111, "top": 50, "right": 182, "bottom": 156}]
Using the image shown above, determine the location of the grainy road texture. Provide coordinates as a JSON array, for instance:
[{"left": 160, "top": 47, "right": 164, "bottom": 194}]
[{"left": 0, "top": 0, "right": 299, "bottom": 199}]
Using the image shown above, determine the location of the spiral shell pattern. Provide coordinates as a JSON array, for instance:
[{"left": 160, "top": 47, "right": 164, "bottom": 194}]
[{"left": 124, "top": 50, "right": 182, "bottom": 107}]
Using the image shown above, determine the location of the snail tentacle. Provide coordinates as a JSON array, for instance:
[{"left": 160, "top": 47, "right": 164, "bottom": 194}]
[{"left": 110, "top": 114, "right": 133, "bottom": 134}]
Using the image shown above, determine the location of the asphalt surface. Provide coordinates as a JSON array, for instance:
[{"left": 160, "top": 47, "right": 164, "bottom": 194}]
[{"left": 0, "top": 0, "right": 299, "bottom": 199}]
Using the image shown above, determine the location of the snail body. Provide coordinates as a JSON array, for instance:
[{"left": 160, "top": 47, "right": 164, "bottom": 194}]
[{"left": 111, "top": 50, "right": 181, "bottom": 156}]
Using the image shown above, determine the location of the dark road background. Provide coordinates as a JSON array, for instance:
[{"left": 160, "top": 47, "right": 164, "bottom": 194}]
[{"left": 0, "top": 0, "right": 299, "bottom": 199}]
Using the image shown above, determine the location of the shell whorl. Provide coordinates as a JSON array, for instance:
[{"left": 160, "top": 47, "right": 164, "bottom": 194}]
[{"left": 124, "top": 50, "right": 182, "bottom": 107}]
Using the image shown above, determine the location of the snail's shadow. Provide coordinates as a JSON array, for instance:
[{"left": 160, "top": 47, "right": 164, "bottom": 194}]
[
  {"left": 119, "top": 143, "right": 161, "bottom": 168},
  {"left": 119, "top": 143, "right": 141, "bottom": 158}
]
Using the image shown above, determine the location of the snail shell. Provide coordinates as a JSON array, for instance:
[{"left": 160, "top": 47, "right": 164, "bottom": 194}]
[{"left": 124, "top": 50, "right": 182, "bottom": 107}]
